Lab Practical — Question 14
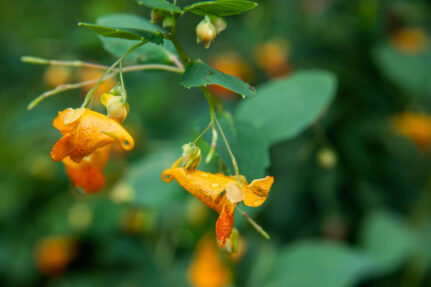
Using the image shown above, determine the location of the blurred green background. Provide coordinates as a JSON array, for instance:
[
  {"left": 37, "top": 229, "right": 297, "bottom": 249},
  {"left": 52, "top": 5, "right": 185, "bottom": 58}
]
[{"left": 2, "top": 0, "right": 431, "bottom": 286}]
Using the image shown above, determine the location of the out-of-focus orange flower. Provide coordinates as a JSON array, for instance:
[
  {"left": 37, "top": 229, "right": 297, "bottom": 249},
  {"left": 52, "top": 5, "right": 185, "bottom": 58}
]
[
  {"left": 79, "top": 68, "right": 117, "bottom": 101},
  {"left": 44, "top": 66, "right": 71, "bottom": 88},
  {"left": 208, "top": 52, "right": 251, "bottom": 98},
  {"left": 162, "top": 167, "right": 273, "bottom": 246},
  {"left": 34, "top": 236, "right": 77, "bottom": 276},
  {"left": 391, "top": 28, "right": 429, "bottom": 54},
  {"left": 393, "top": 112, "right": 431, "bottom": 149},
  {"left": 255, "top": 38, "right": 292, "bottom": 78},
  {"left": 62, "top": 145, "right": 111, "bottom": 193},
  {"left": 50, "top": 108, "right": 134, "bottom": 162},
  {"left": 188, "top": 236, "right": 231, "bottom": 287}
]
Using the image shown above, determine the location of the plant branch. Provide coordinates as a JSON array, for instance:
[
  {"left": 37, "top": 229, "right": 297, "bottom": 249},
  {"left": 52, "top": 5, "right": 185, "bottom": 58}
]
[
  {"left": 238, "top": 207, "right": 270, "bottom": 240},
  {"left": 21, "top": 56, "right": 108, "bottom": 70}
]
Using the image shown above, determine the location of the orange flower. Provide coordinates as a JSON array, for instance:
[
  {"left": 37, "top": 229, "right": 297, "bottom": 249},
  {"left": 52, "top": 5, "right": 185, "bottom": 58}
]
[
  {"left": 393, "top": 112, "right": 431, "bottom": 149},
  {"left": 391, "top": 28, "right": 429, "bottom": 54},
  {"left": 162, "top": 167, "right": 273, "bottom": 246},
  {"left": 34, "top": 236, "right": 77, "bottom": 276},
  {"left": 79, "top": 67, "right": 117, "bottom": 101},
  {"left": 50, "top": 108, "right": 134, "bottom": 162},
  {"left": 62, "top": 145, "right": 111, "bottom": 193},
  {"left": 255, "top": 38, "right": 292, "bottom": 78},
  {"left": 188, "top": 236, "right": 231, "bottom": 287}
]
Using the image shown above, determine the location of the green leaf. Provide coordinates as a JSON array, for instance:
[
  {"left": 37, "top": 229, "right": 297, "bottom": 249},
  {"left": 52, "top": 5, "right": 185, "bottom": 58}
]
[
  {"left": 374, "top": 43, "right": 431, "bottom": 98},
  {"left": 212, "top": 112, "right": 270, "bottom": 179},
  {"left": 78, "top": 22, "right": 164, "bottom": 45},
  {"left": 119, "top": 149, "right": 182, "bottom": 207},
  {"left": 181, "top": 61, "right": 255, "bottom": 98},
  {"left": 235, "top": 70, "right": 337, "bottom": 145},
  {"left": 360, "top": 210, "right": 418, "bottom": 274},
  {"left": 96, "top": 14, "right": 176, "bottom": 63},
  {"left": 266, "top": 241, "right": 374, "bottom": 287},
  {"left": 136, "top": 0, "right": 183, "bottom": 13},
  {"left": 184, "top": 0, "right": 257, "bottom": 16}
]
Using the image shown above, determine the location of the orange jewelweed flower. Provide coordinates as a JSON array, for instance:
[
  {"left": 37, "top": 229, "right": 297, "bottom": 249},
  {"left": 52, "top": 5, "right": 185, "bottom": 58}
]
[
  {"left": 50, "top": 108, "right": 134, "bottom": 162},
  {"left": 162, "top": 167, "right": 273, "bottom": 246},
  {"left": 390, "top": 28, "right": 429, "bottom": 54},
  {"left": 188, "top": 236, "right": 231, "bottom": 287},
  {"left": 255, "top": 38, "right": 292, "bottom": 78},
  {"left": 393, "top": 112, "right": 431, "bottom": 149},
  {"left": 62, "top": 145, "right": 111, "bottom": 193}
]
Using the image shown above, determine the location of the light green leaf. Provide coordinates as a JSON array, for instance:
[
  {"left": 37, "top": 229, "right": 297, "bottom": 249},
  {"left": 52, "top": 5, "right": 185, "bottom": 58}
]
[
  {"left": 361, "top": 210, "right": 418, "bottom": 274},
  {"left": 266, "top": 241, "right": 374, "bottom": 287},
  {"left": 181, "top": 61, "right": 255, "bottom": 98},
  {"left": 184, "top": 0, "right": 257, "bottom": 16},
  {"left": 235, "top": 70, "right": 337, "bottom": 145},
  {"left": 119, "top": 149, "right": 182, "bottom": 207},
  {"left": 78, "top": 22, "right": 164, "bottom": 44},
  {"left": 136, "top": 0, "right": 183, "bottom": 13},
  {"left": 96, "top": 14, "right": 176, "bottom": 63},
  {"left": 212, "top": 112, "right": 270, "bottom": 179},
  {"left": 374, "top": 43, "right": 431, "bottom": 97}
]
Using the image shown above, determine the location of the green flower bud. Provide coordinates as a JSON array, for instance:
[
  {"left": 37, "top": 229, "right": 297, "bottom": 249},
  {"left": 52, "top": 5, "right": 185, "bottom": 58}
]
[
  {"left": 209, "top": 15, "right": 227, "bottom": 33},
  {"left": 163, "top": 16, "right": 174, "bottom": 28},
  {"left": 317, "top": 147, "right": 338, "bottom": 169},
  {"left": 151, "top": 8, "right": 164, "bottom": 23},
  {"left": 181, "top": 143, "right": 202, "bottom": 170},
  {"left": 196, "top": 18, "right": 217, "bottom": 48}
]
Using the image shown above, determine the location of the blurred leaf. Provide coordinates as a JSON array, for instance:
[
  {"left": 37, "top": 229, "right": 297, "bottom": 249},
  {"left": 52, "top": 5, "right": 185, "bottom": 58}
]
[
  {"left": 136, "top": 0, "right": 183, "bottom": 13},
  {"left": 360, "top": 210, "right": 418, "bottom": 274},
  {"left": 78, "top": 22, "right": 164, "bottom": 44},
  {"left": 235, "top": 70, "right": 337, "bottom": 145},
  {"left": 184, "top": 0, "right": 257, "bottom": 16},
  {"left": 212, "top": 112, "right": 270, "bottom": 179},
  {"left": 121, "top": 149, "right": 181, "bottom": 207},
  {"left": 266, "top": 241, "right": 374, "bottom": 287},
  {"left": 96, "top": 14, "right": 176, "bottom": 63},
  {"left": 374, "top": 43, "right": 431, "bottom": 97},
  {"left": 181, "top": 61, "right": 255, "bottom": 98}
]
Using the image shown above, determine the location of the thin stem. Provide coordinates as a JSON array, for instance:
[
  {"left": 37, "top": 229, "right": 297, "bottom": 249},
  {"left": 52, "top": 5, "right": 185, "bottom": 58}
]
[
  {"left": 21, "top": 56, "right": 108, "bottom": 70},
  {"left": 215, "top": 117, "right": 241, "bottom": 180},
  {"left": 27, "top": 64, "right": 183, "bottom": 110},
  {"left": 192, "top": 122, "right": 212, "bottom": 145},
  {"left": 238, "top": 207, "right": 270, "bottom": 240},
  {"left": 81, "top": 41, "right": 145, "bottom": 108},
  {"left": 119, "top": 60, "right": 127, "bottom": 104},
  {"left": 169, "top": 16, "right": 190, "bottom": 64}
]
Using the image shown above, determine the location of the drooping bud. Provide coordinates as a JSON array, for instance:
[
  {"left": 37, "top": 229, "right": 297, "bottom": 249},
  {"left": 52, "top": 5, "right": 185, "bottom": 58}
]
[
  {"left": 151, "top": 8, "right": 164, "bottom": 23},
  {"left": 209, "top": 15, "right": 227, "bottom": 33},
  {"left": 196, "top": 18, "right": 217, "bottom": 48},
  {"left": 101, "top": 93, "right": 129, "bottom": 122},
  {"left": 181, "top": 143, "right": 202, "bottom": 170},
  {"left": 163, "top": 16, "right": 174, "bottom": 28}
]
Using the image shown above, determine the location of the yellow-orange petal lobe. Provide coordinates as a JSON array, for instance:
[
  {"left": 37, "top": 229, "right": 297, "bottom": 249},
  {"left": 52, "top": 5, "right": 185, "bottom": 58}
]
[
  {"left": 243, "top": 176, "right": 274, "bottom": 207},
  {"left": 62, "top": 145, "right": 111, "bottom": 193},
  {"left": 50, "top": 108, "right": 134, "bottom": 162}
]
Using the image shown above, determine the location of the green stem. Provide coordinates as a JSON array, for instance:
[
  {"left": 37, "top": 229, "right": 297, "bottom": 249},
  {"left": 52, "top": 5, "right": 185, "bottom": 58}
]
[
  {"left": 21, "top": 56, "right": 108, "bottom": 70},
  {"left": 169, "top": 16, "right": 191, "bottom": 64},
  {"left": 80, "top": 41, "right": 145, "bottom": 108},
  {"left": 238, "top": 207, "right": 270, "bottom": 240},
  {"left": 119, "top": 60, "right": 127, "bottom": 104},
  {"left": 192, "top": 122, "right": 212, "bottom": 145}
]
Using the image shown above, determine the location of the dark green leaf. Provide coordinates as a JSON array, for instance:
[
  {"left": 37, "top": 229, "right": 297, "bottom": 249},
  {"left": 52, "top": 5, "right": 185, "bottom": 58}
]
[
  {"left": 181, "top": 61, "right": 255, "bottom": 98},
  {"left": 136, "top": 0, "right": 183, "bottom": 13},
  {"left": 96, "top": 14, "right": 176, "bottom": 63},
  {"left": 374, "top": 43, "right": 431, "bottom": 98},
  {"left": 266, "top": 241, "right": 374, "bottom": 287},
  {"left": 361, "top": 210, "right": 418, "bottom": 274},
  {"left": 235, "top": 70, "right": 337, "bottom": 145},
  {"left": 210, "top": 112, "right": 270, "bottom": 179},
  {"left": 184, "top": 0, "right": 257, "bottom": 16},
  {"left": 78, "top": 22, "right": 164, "bottom": 45}
]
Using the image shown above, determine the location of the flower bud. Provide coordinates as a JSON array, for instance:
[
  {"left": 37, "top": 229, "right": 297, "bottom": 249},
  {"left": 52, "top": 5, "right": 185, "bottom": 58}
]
[
  {"left": 101, "top": 93, "right": 129, "bottom": 122},
  {"left": 317, "top": 147, "right": 337, "bottom": 169},
  {"left": 151, "top": 8, "right": 164, "bottom": 23},
  {"left": 196, "top": 19, "right": 217, "bottom": 48},
  {"left": 209, "top": 15, "right": 227, "bottom": 33},
  {"left": 181, "top": 143, "right": 202, "bottom": 170},
  {"left": 163, "top": 16, "right": 174, "bottom": 28}
]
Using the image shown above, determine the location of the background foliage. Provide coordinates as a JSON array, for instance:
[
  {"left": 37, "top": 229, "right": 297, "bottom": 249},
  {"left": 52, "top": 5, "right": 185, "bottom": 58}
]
[{"left": 1, "top": 0, "right": 431, "bottom": 286}]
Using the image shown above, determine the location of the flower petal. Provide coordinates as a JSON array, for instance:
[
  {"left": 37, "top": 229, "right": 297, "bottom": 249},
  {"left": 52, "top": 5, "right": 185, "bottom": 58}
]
[
  {"left": 243, "top": 176, "right": 274, "bottom": 207},
  {"left": 215, "top": 203, "right": 235, "bottom": 247}
]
